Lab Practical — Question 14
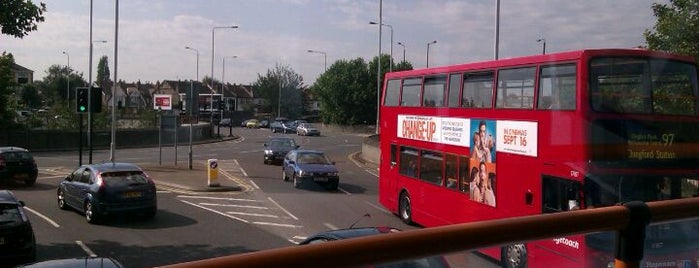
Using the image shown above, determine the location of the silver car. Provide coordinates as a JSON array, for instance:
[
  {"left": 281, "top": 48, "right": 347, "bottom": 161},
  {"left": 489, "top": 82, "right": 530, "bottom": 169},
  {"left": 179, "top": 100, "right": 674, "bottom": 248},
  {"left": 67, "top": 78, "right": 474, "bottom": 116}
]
[{"left": 296, "top": 123, "right": 320, "bottom": 136}]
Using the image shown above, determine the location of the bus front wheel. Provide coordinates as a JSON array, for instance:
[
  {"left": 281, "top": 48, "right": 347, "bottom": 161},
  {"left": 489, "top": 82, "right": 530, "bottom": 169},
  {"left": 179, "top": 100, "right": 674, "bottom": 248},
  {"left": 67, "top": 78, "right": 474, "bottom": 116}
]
[
  {"left": 398, "top": 192, "right": 413, "bottom": 225},
  {"left": 502, "top": 243, "right": 527, "bottom": 268}
]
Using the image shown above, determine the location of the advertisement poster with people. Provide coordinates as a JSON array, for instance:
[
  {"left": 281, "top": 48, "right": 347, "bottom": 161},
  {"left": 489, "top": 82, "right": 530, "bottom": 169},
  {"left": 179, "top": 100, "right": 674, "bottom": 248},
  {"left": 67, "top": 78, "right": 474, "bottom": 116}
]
[{"left": 470, "top": 119, "right": 497, "bottom": 207}]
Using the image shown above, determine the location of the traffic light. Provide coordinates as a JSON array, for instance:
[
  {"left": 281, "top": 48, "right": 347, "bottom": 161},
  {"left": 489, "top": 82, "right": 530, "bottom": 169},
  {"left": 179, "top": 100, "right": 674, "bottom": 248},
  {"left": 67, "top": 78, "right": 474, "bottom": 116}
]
[
  {"left": 75, "top": 87, "right": 102, "bottom": 113},
  {"left": 76, "top": 87, "right": 89, "bottom": 113},
  {"left": 90, "top": 87, "right": 102, "bottom": 113}
]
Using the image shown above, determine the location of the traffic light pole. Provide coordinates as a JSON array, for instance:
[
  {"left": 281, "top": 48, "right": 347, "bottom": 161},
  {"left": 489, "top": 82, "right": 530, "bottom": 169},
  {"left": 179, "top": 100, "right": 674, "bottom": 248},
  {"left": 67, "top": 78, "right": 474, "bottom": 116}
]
[{"left": 78, "top": 113, "right": 83, "bottom": 166}]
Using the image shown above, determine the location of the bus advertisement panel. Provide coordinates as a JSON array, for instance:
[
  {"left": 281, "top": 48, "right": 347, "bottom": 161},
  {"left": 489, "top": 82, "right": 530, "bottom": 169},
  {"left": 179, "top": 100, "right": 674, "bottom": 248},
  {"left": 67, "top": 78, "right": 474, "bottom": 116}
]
[{"left": 378, "top": 49, "right": 699, "bottom": 268}]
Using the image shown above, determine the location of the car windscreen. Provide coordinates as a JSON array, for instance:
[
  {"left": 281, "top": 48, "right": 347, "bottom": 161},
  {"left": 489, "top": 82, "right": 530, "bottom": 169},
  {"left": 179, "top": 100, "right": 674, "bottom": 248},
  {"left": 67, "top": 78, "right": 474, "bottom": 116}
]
[
  {"left": 1, "top": 151, "right": 33, "bottom": 161},
  {"left": 297, "top": 153, "right": 330, "bottom": 164},
  {"left": 0, "top": 203, "right": 22, "bottom": 224},
  {"left": 101, "top": 171, "right": 149, "bottom": 186}
]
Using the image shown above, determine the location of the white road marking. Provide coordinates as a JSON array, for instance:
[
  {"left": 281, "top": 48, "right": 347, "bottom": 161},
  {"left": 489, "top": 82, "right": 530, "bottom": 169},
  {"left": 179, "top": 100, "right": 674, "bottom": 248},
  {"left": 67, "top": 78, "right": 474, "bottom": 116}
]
[
  {"left": 366, "top": 201, "right": 391, "bottom": 214},
  {"left": 227, "top": 211, "right": 278, "bottom": 218},
  {"left": 252, "top": 221, "right": 302, "bottom": 228},
  {"left": 76, "top": 241, "right": 97, "bottom": 257},
  {"left": 323, "top": 222, "right": 338, "bottom": 230},
  {"left": 180, "top": 200, "right": 248, "bottom": 223},
  {"left": 268, "top": 197, "right": 298, "bottom": 220},
  {"left": 39, "top": 175, "right": 66, "bottom": 180},
  {"left": 177, "top": 195, "right": 260, "bottom": 202},
  {"left": 249, "top": 179, "right": 260, "bottom": 189},
  {"left": 24, "top": 206, "right": 60, "bottom": 228},
  {"left": 338, "top": 187, "right": 351, "bottom": 195},
  {"left": 198, "top": 203, "right": 269, "bottom": 210}
]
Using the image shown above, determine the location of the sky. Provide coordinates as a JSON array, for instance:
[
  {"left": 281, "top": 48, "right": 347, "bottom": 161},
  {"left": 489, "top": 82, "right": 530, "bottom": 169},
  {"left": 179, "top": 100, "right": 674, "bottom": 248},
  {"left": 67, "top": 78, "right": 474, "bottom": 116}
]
[{"left": 1, "top": 0, "right": 666, "bottom": 86}]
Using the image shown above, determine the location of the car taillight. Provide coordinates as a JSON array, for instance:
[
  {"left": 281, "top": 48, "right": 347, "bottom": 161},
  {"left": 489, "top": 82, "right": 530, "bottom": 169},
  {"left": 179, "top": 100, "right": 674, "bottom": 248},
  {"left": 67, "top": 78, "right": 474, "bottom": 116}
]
[{"left": 96, "top": 172, "right": 106, "bottom": 194}]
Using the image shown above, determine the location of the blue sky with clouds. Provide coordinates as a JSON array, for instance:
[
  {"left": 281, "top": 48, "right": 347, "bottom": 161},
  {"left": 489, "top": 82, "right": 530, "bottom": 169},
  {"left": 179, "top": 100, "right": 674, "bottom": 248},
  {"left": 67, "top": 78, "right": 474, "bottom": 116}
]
[{"left": 1, "top": 0, "right": 665, "bottom": 85}]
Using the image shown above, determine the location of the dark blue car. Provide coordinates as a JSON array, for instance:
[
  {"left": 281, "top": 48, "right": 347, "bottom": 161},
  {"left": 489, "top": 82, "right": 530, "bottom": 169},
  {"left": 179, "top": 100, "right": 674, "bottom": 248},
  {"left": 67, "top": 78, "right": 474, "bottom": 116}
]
[
  {"left": 281, "top": 150, "right": 339, "bottom": 190},
  {"left": 57, "top": 162, "right": 157, "bottom": 224}
]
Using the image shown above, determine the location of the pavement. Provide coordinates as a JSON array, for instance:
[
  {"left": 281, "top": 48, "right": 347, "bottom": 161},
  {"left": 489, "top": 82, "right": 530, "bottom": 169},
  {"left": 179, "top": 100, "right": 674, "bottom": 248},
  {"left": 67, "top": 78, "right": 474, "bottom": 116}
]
[{"left": 140, "top": 135, "right": 379, "bottom": 193}]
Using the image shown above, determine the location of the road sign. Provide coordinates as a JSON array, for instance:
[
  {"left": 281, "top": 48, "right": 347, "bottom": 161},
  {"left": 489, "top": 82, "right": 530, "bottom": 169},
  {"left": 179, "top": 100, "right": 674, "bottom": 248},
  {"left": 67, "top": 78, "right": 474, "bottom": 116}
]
[{"left": 154, "top": 94, "right": 172, "bottom": 110}]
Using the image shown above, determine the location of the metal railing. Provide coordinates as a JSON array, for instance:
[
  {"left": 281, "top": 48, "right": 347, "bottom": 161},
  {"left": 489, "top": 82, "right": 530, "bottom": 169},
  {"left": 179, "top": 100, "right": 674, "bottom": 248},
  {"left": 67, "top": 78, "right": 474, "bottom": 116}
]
[{"left": 157, "top": 197, "right": 699, "bottom": 268}]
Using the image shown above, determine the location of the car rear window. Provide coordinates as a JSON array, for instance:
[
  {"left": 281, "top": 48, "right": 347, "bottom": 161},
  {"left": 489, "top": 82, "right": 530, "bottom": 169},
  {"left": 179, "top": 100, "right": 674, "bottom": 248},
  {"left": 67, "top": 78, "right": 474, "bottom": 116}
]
[
  {"left": 0, "top": 203, "right": 22, "bottom": 224},
  {"left": 101, "top": 171, "right": 149, "bottom": 186},
  {"left": 1, "top": 151, "right": 33, "bottom": 161}
]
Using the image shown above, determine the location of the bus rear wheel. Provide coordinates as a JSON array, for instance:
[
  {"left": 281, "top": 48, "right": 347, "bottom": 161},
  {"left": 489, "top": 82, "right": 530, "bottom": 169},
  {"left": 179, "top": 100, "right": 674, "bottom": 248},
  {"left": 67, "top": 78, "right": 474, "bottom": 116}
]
[
  {"left": 398, "top": 192, "right": 413, "bottom": 225},
  {"left": 502, "top": 243, "right": 527, "bottom": 268}
]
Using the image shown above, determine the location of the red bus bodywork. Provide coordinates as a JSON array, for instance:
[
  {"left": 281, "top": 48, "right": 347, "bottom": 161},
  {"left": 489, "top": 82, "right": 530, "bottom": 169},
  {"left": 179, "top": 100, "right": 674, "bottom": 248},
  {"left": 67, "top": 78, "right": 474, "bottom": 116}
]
[{"left": 377, "top": 49, "right": 699, "bottom": 267}]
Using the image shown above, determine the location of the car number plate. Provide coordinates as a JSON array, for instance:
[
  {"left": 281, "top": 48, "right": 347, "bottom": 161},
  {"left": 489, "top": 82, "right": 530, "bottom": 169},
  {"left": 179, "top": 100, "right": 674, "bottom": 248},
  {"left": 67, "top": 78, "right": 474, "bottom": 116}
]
[
  {"left": 314, "top": 177, "right": 328, "bottom": 182},
  {"left": 123, "top": 192, "right": 143, "bottom": 198},
  {"left": 14, "top": 173, "right": 28, "bottom": 179}
]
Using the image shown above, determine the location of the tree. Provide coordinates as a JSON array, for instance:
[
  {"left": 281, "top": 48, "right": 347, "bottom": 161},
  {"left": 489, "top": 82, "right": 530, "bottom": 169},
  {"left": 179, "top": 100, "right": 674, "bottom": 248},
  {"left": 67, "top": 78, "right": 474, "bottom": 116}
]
[
  {"left": 312, "top": 58, "right": 373, "bottom": 125},
  {"left": 41, "top": 64, "right": 86, "bottom": 106},
  {"left": 644, "top": 0, "right": 699, "bottom": 61},
  {"left": 96, "top": 56, "right": 111, "bottom": 89},
  {"left": 252, "top": 64, "right": 304, "bottom": 119},
  {"left": 0, "top": 0, "right": 47, "bottom": 38},
  {"left": 20, "top": 83, "right": 41, "bottom": 109},
  {"left": 0, "top": 53, "right": 16, "bottom": 126}
]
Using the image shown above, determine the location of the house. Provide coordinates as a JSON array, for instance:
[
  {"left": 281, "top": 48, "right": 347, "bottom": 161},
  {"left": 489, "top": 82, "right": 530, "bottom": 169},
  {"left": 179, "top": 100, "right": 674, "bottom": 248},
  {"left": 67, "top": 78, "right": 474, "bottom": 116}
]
[{"left": 11, "top": 63, "right": 33, "bottom": 85}]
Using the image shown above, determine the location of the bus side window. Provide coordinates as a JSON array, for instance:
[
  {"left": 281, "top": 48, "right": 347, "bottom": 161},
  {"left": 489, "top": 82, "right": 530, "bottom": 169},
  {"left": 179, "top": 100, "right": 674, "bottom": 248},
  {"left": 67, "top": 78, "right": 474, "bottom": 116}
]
[{"left": 542, "top": 176, "right": 582, "bottom": 213}]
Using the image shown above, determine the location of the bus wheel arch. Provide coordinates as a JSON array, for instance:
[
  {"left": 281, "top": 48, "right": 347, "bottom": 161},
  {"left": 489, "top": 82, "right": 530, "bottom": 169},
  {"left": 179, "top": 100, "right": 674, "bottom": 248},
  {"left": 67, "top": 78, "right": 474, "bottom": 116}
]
[
  {"left": 398, "top": 190, "right": 413, "bottom": 225},
  {"left": 501, "top": 243, "right": 527, "bottom": 268}
]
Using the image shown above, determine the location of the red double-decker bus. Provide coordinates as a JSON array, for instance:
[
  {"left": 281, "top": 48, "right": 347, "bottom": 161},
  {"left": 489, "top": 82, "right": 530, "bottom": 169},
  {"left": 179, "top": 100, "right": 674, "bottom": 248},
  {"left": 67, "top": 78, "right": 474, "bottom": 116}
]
[{"left": 377, "top": 48, "right": 699, "bottom": 267}]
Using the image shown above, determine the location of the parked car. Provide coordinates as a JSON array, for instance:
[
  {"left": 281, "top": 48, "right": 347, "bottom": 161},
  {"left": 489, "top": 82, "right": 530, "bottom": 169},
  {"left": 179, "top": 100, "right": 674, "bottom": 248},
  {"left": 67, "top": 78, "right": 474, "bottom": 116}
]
[
  {"left": 296, "top": 122, "right": 320, "bottom": 136},
  {"left": 259, "top": 120, "right": 270, "bottom": 128},
  {"left": 246, "top": 119, "right": 261, "bottom": 128},
  {"left": 17, "top": 257, "right": 124, "bottom": 268},
  {"left": 263, "top": 137, "right": 299, "bottom": 165},
  {"left": 299, "top": 227, "right": 450, "bottom": 267},
  {"left": 281, "top": 150, "right": 339, "bottom": 190},
  {"left": 240, "top": 119, "right": 251, "bottom": 127},
  {"left": 271, "top": 121, "right": 296, "bottom": 133},
  {"left": 0, "top": 190, "right": 36, "bottom": 265},
  {"left": 0, "top": 146, "right": 38, "bottom": 186},
  {"left": 57, "top": 162, "right": 157, "bottom": 224},
  {"left": 270, "top": 121, "right": 284, "bottom": 133},
  {"left": 218, "top": 118, "right": 232, "bottom": 127}
]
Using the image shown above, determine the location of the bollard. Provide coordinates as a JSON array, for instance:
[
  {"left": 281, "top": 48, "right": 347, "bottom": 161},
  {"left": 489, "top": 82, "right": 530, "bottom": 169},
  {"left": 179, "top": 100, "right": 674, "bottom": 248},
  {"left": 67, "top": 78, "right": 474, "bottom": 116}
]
[{"left": 207, "top": 159, "right": 219, "bottom": 187}]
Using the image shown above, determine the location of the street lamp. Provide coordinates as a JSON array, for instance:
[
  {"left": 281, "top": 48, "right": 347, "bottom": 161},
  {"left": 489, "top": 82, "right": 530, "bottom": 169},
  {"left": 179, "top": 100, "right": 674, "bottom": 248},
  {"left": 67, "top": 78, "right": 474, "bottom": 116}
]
[
  {"left": 185, "top": 46, "right": 199, "bottom": 80},
  {"left": 307, "top": 49, "right": 327, "bottom": 71},
  {"left": 396, "top": 42, "right": 405, "bottom": 63},
  {"left": 537, "top": 38, "right": 546, "bottom": 55},
  {"left": 370, "top": 21, "right": 393, "bottom": 72},
  {"left": 211, "top": 25, "right": 238, "bottom": 136},
  {"left": 184, "top": 46, "right": 200, "bottom": 170},
  {"left": 221, "top": 55, "right": 237, "bottom": 131},
  {"left": 62, "top": 51, "right": 70, "bottom": 106},
  {"left": 426, "top": 40, "right": 437, "bottom": 68},
  {"left": 88, "top": 39, "right": 107, "bottom": 164}
]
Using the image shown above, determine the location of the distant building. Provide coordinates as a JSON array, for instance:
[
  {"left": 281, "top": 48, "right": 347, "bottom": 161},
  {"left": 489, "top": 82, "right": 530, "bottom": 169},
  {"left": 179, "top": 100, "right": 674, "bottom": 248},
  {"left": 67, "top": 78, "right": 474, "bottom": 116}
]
[{"left": 11, "top": 63, "right": 33, "bottom": 85}]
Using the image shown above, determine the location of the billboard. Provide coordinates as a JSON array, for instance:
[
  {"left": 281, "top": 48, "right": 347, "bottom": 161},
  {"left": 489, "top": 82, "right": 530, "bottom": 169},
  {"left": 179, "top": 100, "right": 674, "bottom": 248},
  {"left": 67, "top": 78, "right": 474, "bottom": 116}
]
[{"left": 154, "top": 94, "right": 172, "bottom": 110}]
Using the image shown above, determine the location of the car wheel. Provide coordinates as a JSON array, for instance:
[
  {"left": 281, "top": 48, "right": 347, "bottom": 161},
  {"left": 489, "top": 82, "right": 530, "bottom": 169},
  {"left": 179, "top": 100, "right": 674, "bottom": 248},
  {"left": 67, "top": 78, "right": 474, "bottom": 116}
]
[
  {"left": 143, "top": 207, "right": 157, "bottom": 220},
  {"left": 326, "top": 181, "right": 338, "bottom": 191},
  {"left": 85, "top": 201, "right": 99, "bottom": 224},
  {"left": 57, "top": 189, "right": 68, "bottom": 210},
  {"left": 399, "top": 192, "right": 413, "bottom": 225},
  {"left": 282, "top": 168, "right": 289, "bottom": 181},
  {"left": 292, "top": 173, "right": 300, "bottom": 188},
  {"left": 272, "top": 128, "right": 276, "bottom": 133},
  {"left": 502, "top": 243, "right": 527, "bottom": 268}
]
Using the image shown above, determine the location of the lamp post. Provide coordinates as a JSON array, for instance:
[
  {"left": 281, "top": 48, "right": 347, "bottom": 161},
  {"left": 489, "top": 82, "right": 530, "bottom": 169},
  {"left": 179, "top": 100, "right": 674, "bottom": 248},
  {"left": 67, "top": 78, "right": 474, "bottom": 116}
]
[
  {"left": 221, "top": 55, "right": 237, "bottom": 131},
  {"left": 397, "top": 42, "right": 406, "bottom": 64},
  {"left": 210, "top": 25, "right": 238, "bottom": 136},
  {"left": 185, "top": 46, "right": 199, "bottom": 80},
  {"left": 109, "top": 0, "right": 119, "bottom": 163},
  {"left": 185, "top": 46, "right": 199, "bottom": 170},
  {"left": 307, "top": 49, "right": 327, "bottom": 71},
  {"left": 537, "top": 38, "right": 546, "bottom": 55},
  {"left": 426, "top": 40, "right": 437, "bottom": 68},
  {"left": 370, "top": 21, "right": 393, "bottom": 72},
  {"left": 88, "top": 39, "right": 107, "bottom": 164},
  {"left": 62, "top": 51, "right": 70, "bottom": 106}
]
